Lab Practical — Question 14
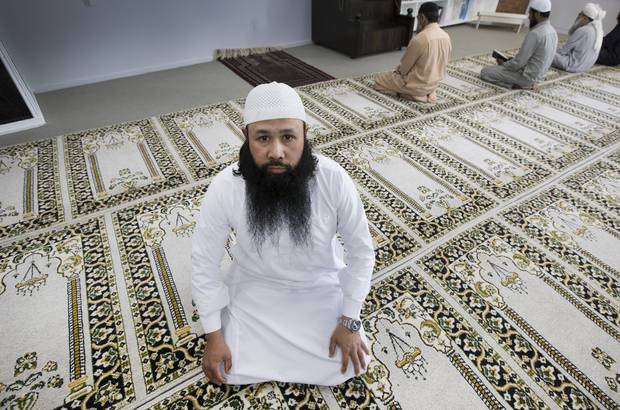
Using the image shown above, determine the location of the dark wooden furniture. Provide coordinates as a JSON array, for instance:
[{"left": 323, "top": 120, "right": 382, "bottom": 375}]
[{"left": 312, "top": 0, "right": 415, "bottom": 58}]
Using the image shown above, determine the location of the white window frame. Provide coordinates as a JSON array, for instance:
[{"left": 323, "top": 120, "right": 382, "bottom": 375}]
[{"left": 0, "top": 40, "right": 45, "bottom": 136}]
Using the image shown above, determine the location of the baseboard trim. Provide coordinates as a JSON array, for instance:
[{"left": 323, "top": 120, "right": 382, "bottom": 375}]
[{"left": 34, "top": 39, "right": 313, "bottom": 93}]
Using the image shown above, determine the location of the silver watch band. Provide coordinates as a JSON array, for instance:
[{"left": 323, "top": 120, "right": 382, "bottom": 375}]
[{"left": 338, "top": 317, "right": 361, "bottom": 332}]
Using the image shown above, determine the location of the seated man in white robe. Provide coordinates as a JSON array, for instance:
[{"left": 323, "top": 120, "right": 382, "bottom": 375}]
[
  {"left": 553, "top": 3, "right": 606, "bottom": 72},
  {"left": 481, "top": 0, "right": 557, "bottom": 89},
  {"left": 192, "top": 81, "right": 374, "bottom": 386}
]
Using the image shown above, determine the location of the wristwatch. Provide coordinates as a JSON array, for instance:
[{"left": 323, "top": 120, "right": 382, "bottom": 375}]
[{"left": 338, "top": 316, "right": 362, "bottom": 333}]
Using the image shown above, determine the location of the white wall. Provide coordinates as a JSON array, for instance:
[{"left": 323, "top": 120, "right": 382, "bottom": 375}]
[
  {"left": 551, "top": 0, "right": 618, "bottom": 34},
  {"left": 0, "top": 0, "right": 312, "bottom": 92}
]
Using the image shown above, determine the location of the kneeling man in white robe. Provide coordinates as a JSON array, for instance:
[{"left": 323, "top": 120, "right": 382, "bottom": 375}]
[{"left": 192, "top": 81, "right": 375, "bottom": 386}]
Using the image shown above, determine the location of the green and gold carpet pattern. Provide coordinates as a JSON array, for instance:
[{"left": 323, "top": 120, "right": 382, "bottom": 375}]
[{"left": 0, "top": 52, "right": 619, "bottom": 409}]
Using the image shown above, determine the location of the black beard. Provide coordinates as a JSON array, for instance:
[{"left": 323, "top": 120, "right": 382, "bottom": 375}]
[{"left": 233, "top": 138, "right": 318, "bottom": 249}]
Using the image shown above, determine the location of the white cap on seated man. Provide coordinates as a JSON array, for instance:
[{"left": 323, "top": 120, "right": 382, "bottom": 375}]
[{"left": 529, "top": 0, "right": 551, "bottom": 13}]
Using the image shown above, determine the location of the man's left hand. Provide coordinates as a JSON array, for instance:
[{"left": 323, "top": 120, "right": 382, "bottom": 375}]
[{"left": 329, "top": 322, "right": 370, "bottom": 375}]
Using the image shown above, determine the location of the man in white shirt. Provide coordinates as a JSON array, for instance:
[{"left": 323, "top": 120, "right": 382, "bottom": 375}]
[{"left": 192, "top": 82, "right": 374, "bottom": 386}]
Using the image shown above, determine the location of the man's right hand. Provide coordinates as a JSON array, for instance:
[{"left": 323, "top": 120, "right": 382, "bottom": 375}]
[{"left": 202, "top": 330, "right": 232, "bottom": 385}]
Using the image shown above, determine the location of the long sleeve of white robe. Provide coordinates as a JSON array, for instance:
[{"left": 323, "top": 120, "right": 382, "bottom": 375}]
[
  {"left": 191, "top": 172, "right": 233, "bottom": 334},
  {"left": 191, "top": 155, "right": 375, "bottom": 335},
  {"left": 334, "top": 164, "right": 375, "bottom": 319}
]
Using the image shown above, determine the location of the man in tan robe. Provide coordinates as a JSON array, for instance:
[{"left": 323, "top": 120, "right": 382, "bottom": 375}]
[{"left": 374, "top": 2, "right": 451, "bottom": 103}]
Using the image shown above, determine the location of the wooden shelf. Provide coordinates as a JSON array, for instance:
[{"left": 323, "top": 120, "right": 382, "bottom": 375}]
[{"left": 400, "top": 0, "right": 499, "bottom": 30}]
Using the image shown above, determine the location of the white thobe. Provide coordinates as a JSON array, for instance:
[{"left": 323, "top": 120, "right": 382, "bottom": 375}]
[
  {"left": 553, "top": 23, "right": 598, "bottom": 73},
  {"left": 191, "top": 154, "right": 375, "bottom": 385},
  {"left": 481, "top": 19, "right": 557, "bottom": 87},
  {"left": 502, "top": 19, "right": 558, "bottom": 82}
]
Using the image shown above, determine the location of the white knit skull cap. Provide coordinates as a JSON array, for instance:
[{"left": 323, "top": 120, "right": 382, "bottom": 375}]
[
  {"left": 529, "top": 0, "right": 551, "bottom": 13},
  {"left": 582, "top": 3, "right": 605, "bottom": 20},
  {"left": 243, "top": 82, "right": 306, "bottom": 126}
]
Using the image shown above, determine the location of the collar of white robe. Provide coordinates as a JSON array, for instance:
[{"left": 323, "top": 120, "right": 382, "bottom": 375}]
[{"left": 243, "top": 82, "right": 307, "bottom": 126}]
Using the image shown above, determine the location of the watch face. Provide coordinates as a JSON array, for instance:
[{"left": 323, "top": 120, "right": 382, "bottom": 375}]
[{"left": 351, "top": 320, "right": 362, "bottom": 332}]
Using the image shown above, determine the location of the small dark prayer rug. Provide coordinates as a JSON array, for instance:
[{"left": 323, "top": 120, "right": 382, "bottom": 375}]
[{"left": 218, "top": 50, "right": 335, "bottom": 87}]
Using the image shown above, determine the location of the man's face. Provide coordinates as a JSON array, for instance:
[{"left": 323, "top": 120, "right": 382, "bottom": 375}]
[
  {"left": 528, "top": 9, "right": 538, "bottom": 28},
  {"left": 244, "top": 118, "right": 305, "bottom": 174},
  {"left": 575, "top": 12, "right": 589, "bottom": 27},
  {"left": 416, "top": 14, "right": 428, "bottom": 31},
  {"left": 237, "top": 117, "right": 316, "bottom": 248}
]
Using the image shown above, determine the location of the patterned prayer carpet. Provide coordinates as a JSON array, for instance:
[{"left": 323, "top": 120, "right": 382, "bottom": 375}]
[
  {"left": 0, "top": 50, "right": 619, "bottom": 409},
  {"left": 218, "top": 50, "right": 335, "bottom": 87}
]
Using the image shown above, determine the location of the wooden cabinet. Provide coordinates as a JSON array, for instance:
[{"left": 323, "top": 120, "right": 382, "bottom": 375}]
[{"left": 312, "top": 0, "right": 415, "bottom": 58}]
